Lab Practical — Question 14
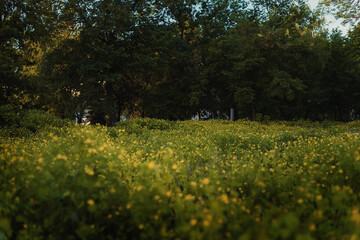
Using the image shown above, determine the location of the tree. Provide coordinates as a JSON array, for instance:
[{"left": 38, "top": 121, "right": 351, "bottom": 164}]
[
  {"left": 2, "top": 0, "right": 359, "bottom": 122},
  {"left": 139, "top": 0, "right": 203, "bottom": 119},
  {"left": 41, "top": 0, "right": 135, "bottom": 125},
  {"left": 201, "top": 0, "right": 321, "bottom": 120},
  {"left": 0, "top": 0, "right": 66, "bottom": 109},
  {"left": 320, "top": 0, "right": 360, "bottom": 25},
  {"left": 347, "top": 24, "right": 360, "bottom": 119}
]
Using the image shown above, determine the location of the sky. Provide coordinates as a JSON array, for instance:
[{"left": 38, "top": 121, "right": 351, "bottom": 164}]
[{"left": 308, "top": 0, "right": 352, "bottom": 34}]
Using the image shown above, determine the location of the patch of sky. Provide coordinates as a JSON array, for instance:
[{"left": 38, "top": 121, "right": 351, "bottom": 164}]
[{"left": 308, "top": 0, "right": 352, "bottom": 34}]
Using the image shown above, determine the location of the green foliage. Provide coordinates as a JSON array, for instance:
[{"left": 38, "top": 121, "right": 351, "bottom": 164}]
[
  {"left": 320, "top": 0, "right": 360, "bottom": 25},
  {"left": 0, "top": 127, "right": 34, "bottom": 138},
  {"left": 0, "top": 105, "right": 20, "bottom": 127},
  {"left": 1, "top": 0, "right": 360, "bottom": 122},
  {"left": 2, "top": 120, "right": 360, "bottom": 239},
  {"left": 0, "top": 109, "right": 71, "bottom": 137},
  {"left": 116, "top": 118, "right": 176, "bottom": 134},
  {"left": 19, "top": 110, "right": 70, "bottom": 133}
]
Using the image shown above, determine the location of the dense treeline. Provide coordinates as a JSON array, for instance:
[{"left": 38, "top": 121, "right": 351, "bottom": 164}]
[{"left": 1, "top": 0, "right": 360, "bottom": 124}]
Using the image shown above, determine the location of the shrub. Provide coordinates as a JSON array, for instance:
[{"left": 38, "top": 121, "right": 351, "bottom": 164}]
[
  {"left": 0, "top": 105, "right": 20, "bottom": 127},
  {"left": 2, "top": 120, "right": 360, "bottom": 239},
  {"left": 116, "top": 118, "right": 175, "bottom": 134},
  {"left": 19, "top": 110, "right": 70, "bottom": 133}
]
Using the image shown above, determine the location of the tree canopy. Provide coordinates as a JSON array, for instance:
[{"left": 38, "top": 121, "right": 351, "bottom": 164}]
[
  {"left": 1, "top": 0, "right": 360, "bottom": 123},
  {"left": 320, "top": 0, "right": 360, "bottom": 25}
]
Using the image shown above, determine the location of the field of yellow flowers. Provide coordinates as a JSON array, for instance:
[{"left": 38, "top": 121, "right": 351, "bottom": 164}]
[{"left": 1, "top": 118, "right": 360, "bottom": 239}]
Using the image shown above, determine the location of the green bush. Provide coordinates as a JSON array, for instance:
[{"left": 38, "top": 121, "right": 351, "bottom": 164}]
[
  {"left": 2, "top": 120, "right": 360, "bottom": 239},
  {"left": 19, "top": 110, "right": 69, "bottom": 133},
  {"left": 0, "top": 105, "right": 20, "bottom": 127},
  {"left": 116, "top": 118, "right": 175, "bottom": 134},
  {"left": 0, "top": 127, "right": 33, "bottom": 138}
]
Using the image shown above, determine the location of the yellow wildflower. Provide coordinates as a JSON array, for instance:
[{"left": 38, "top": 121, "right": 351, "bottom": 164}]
[
  {"left": 148, "top": 161, "right": 156, "bottom": 170},
  {"left": 202, "top": 178, "right": 210, "bottom": 185},
  {"left": 309, "top": 224, "right": 316, "bottom": 231},
  {"left": 351, "top": 208, "right": 360, "bottom": 225},
  {"left": 220, "top": 194, "right": 229, "bottom": 204},
  {"left": 190, "top": 219, "right": 197, "bottom": 226},
  {"left": 185, "top": 194, "right": 195, "bottom": 201},
  {"left": 84, "top": 166, "right": 95, "bottom": 176},
  {"left": 87, "top": 199, "right": 95, "bottom": 206}
]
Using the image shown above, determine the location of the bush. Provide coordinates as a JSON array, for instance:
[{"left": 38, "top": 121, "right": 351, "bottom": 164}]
[
  {"left": 0, "top": 127, "right": 33, "bottom": 138},
  {"left": 0, "top": 109, "right": 71, "bottom": 137},
  {"left": 2, "top": 120, "right": 360, "bottom": 239},
  {"left": 19, "top": 109, "right": 70, "bottom": 133},
  {"left": 116, "top": 118, "right": 175, "bottom": 134},
  {"left": 0, "top": 105, "right": 20, "bottom": 127}
]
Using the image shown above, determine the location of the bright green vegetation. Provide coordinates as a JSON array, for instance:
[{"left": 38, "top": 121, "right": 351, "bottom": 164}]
[{"left": 1, "top": 119, "right": 360, "bottom": 239}]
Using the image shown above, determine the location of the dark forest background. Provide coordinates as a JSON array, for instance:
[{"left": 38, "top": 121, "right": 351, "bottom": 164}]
[{"left": 1, "top": 0, "right": 360, "bottom": 125}]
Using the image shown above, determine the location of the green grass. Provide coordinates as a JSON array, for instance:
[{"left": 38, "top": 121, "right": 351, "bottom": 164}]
[{"left": 1, "top": 119, "right": 360, "bottom": 239}]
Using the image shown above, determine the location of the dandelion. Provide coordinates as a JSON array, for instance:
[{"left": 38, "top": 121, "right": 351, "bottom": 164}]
[
  {"left": 185, "top": 194, "right": 195, "bottom": 201},
  {"left": 202, "top": 178, "right": 210, "bottom": 185},
  {"left": 88, "top": 148, "right": 97, "bottom": 153},
  {"left": 351, "top": 208, "right": 360, "bottom": 225},
  {"left": 87, "top": 199, "right": 95, "bottom": 206},
  {"left": 98, "top": 146, "right": 105, "bottom": 151},
  {"left": 190, "top": 219, "right": 197, "bottom": 226},
  {"left": 351, "top": 234, "right": 358, "bottom": 240},
  {"left": 203, "top": 220, "right": 210, "bottom": 227},
  {"left": 257, "top": 181, "right": 265, "bottom": 187},
  {"left": 355, "top": 151, "right": 360, "bottom": 161},
  {"left": 314, "top": 210, "right": 323, "bottom": 219},
  {"left": 220, "top": 194, "right": 229, "bottom": 204},
  {"left": 84, "top": 166, "right": 95, "bottom": 176},
  {"left": 56, "top": 154, "right": 67, "bottom": 161},
  {"left": 126, "top": 202, "right": 133, "bottom": 209},
  {"left": 148, "top": 161, "right": 156, "bottom": 170}
]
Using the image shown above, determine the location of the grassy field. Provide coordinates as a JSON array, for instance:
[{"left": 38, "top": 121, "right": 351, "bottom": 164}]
[{"left": 1, "top": 118, "right": 360, "bottom": 239}]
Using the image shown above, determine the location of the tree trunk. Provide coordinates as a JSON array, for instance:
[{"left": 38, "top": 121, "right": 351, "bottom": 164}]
[
  {"left": 106, "top": 83, "right": 117, "bottom": 126},
  {"left": 337, "top": 103, "right": 344, "bottom": 121},
  {"left": 116, "top": 96, "right": 122, "bottom": 122},
  {"left": 251, "top": 105, "right": 256, "bottom": 121}
]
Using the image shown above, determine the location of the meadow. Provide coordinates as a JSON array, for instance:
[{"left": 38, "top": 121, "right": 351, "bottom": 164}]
[{"left": 1, "top": 115, "right": 360, "bottom": 239}]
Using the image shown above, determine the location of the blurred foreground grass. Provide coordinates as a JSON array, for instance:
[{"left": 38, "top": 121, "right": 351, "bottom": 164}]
[{"left": 1, "top": 118, "right": 360, "bottom": 239}]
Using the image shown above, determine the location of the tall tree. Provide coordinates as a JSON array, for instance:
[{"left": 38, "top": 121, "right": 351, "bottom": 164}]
[
  {"left": 347, "top": 24, "right": 360, "bottom": 119},
  {"left": 41, "top": 0, "right": 135, "bottom": 125},
  {"left": 1, "top": 0, "right": 65, "bottom": 108},
  {"left": 320, "top": 0, "right": 360, "bottom": 25}
]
